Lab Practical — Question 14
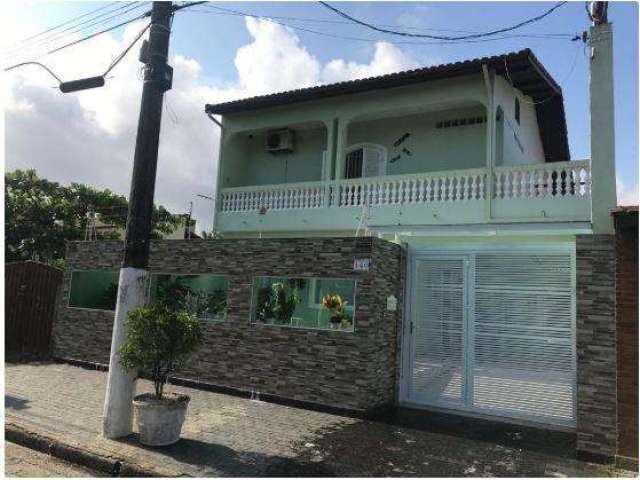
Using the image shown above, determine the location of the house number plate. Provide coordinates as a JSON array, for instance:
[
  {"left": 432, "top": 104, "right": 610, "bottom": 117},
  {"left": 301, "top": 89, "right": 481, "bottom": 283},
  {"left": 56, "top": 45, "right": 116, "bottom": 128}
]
[{"left": 353, "top": 258, "right": 372, "bottom": 271}]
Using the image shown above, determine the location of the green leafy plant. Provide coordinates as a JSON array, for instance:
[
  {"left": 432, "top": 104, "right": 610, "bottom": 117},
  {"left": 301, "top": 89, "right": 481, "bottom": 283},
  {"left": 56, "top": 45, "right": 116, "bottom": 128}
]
[
  {"left": 204, "top": 289, "right": 227, "bottom": 319},
  {"left": 5, "top": 169, "right": 181, "bottom": 264},
  {"left": 155, "top": 276, "right": 195, "bottom": 312},
  {"left": 119, "top": 304, "right": 203, "bottom": 399},
  {"left": 255, "top": 282, "right": 301, "bottom": 324},
  {"left": 255, "top": 286, "right": 275, "bottom": 321},
  {"left": 271, "top": 282, "right": 300, "bottom": 323}
]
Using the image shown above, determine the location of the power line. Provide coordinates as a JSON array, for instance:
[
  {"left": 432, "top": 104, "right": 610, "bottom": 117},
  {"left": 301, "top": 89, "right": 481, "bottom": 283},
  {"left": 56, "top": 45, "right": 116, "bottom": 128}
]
[
  {"left": 4, "top": 19, "right": 151, "bottom": 86},
  {"left": 103, "top": 22, "right": 152, "bottom": 77},
  {"left": 180, "top": 6, "right": 576, "bottom": 47},
  {"left": 44, "top": 12, "right": 149, "bottom": 58},
  {"left": 3, "top": 3, "right": 150, "bottom": 62},
  {"left": 4, "top": 3, "right": 145, "bottom": 58},
  {"left": 171, "top": 2, "right": 209, "bottom": 13},
  {"left": 195, "top": 3, "right": 574, "bottom": 39},
  {"left": 8, "top": 2, "right": 121, "bottom": 48},
  {"left": 318, "top": 1, "right": 569, "bottom": 41},
  {"left": 503, "top": 42, "right": 582, "bottom": 106}
]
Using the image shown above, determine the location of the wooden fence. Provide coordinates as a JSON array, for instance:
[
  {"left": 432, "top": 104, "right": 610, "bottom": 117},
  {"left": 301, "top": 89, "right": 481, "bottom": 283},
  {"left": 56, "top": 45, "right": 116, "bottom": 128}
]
[{"left": 6, "top": 261, "right": 63, "bottom": 356}]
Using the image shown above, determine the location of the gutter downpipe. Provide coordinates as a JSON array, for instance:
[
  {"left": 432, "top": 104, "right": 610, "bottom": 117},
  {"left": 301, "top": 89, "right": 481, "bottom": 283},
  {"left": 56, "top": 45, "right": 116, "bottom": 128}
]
[{"left": 482, "top": 64, "right": 495, "bottom": 222}]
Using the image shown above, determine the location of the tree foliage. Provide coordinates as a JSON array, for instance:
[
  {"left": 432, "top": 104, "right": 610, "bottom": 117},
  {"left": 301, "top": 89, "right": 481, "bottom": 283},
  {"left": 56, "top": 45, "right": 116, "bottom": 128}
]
[
  {"left": 5, "top": 169, "right": 181, "bottom": 265},
  {"left": 119, "top": 304, "right": 203, "bottom": 399}
]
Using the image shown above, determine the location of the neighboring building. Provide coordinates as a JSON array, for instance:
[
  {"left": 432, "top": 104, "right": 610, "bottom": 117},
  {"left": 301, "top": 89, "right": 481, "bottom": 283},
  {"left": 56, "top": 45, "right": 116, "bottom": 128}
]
[
  {"left": 52, "top": 22, "right": 629, "bottom": 463},
  {"left": 89, "top": 213, "right": 198, "bottom": 240}
]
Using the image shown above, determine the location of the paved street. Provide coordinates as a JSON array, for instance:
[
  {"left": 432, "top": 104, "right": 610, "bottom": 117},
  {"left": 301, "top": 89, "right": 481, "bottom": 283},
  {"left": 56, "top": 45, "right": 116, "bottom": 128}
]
[
  {"left": 5, "top": 442, "right": 100, "bottom": 477},
  {"left": 5, "top": 361, "right": 634, "bottom": 477}
]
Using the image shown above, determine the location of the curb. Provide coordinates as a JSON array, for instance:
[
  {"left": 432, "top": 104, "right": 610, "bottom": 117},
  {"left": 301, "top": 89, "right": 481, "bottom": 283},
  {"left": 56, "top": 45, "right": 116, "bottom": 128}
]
[{"left": 5, "top": 422, "right": 170, "bottom": 477}]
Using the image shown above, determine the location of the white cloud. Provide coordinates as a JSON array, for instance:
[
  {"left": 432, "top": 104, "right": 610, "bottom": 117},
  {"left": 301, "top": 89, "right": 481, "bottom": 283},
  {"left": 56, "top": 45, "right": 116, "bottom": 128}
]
[
  {"left": 617, "top": 178, "right": 639, "bottom": 206},
  {"left": 235, "top": 17, "right": 321, "bottom": 95},
  {"left": 322, "top": 42, "right": 419, "bottom": 83},
  {"left": 5, "top": 17, "right": 420, "bottom": 233}
]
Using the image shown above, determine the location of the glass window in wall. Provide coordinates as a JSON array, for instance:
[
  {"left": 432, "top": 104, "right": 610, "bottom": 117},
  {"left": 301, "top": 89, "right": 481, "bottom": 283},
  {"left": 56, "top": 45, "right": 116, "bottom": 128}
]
[
  {"left": 251, "top": 276, "right": 356, "bottom": 331},
  {"left": 149, "top": 274, "right": 229, "bottom": 321},
  {"left": 69, "top": 270, "right": 119, "bottom": 310}
]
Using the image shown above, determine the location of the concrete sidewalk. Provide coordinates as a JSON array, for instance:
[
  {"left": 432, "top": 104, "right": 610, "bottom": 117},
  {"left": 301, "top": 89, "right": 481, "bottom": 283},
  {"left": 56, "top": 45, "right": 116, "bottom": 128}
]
[{"left": 5, "top": 362, "right": 633, "bottom": 477}]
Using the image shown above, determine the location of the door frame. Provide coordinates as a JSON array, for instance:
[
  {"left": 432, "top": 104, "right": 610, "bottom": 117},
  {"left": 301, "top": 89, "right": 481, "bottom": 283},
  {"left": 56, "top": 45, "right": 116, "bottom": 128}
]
[
  {"left": 401, "top": 252, "right": 472, "bottom": 409},
  {"left": 399, "top": 240, "right": 577, "bottom": 426}
]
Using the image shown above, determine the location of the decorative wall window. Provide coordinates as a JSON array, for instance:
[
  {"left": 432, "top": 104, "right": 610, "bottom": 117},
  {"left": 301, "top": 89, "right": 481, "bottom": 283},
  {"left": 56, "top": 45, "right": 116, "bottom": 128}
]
[
  {"left": 149, "top": 274, "right": 229, "bottom": 321},
  {"left": 435, "top": 116, "right": 486, "bottom": 129},
  {"left": 251, "top": 276, "right": 356, "bottom": 331},
  {"left": 515, "top": 97, "right": 521, "bottom": 124},
  {"left": 345, "top": 144, "right": 387, "bottom": 179},
  {"left": 69, "top": 270, "right": 119, "bottom": 310}
]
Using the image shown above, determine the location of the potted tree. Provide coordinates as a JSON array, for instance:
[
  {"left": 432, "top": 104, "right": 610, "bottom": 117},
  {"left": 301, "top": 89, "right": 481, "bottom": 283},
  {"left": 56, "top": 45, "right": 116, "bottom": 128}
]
[{"left": 119, "top": 304, "right": 203, "bottom": 446}]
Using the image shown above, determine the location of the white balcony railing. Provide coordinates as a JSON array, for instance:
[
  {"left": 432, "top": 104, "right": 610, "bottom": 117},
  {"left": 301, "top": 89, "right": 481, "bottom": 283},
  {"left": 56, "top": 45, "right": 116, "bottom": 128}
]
[
  {"left": 337, "top": 168, "right": 487, "bottom": 207},
  {"left": 221, "top": 181, "right": 328, "bottom": 213},
  {"left": 493, "top": 160, "right": 591, "bottom": 200},
  {"left": 219, "top": 161, "right": 591, "bottom": 217}
]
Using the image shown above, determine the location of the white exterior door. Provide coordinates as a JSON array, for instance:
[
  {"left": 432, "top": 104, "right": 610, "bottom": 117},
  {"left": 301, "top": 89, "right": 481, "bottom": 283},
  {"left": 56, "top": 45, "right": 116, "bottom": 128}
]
[
  {"left": 408, "top": 256, "right": 469, "bottom": 409},
  {"left": 402, "top": 245, "right": 576, "bottom": 427}
]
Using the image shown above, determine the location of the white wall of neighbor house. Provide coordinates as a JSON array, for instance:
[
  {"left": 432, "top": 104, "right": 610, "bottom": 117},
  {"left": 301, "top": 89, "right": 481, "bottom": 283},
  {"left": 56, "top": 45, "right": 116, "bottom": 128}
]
[
  {"left": 346, "top": 106, "right": 487, "bottom": 175},
  {"left": 492, "top": 75, "right": 546, "bottom": 166}
]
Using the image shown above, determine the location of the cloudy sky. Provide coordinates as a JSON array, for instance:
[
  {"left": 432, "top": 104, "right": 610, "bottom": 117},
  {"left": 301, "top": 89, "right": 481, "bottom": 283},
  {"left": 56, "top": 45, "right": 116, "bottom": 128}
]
[{"left": 4, "top": 1, "right": 638, "bottom": 233}]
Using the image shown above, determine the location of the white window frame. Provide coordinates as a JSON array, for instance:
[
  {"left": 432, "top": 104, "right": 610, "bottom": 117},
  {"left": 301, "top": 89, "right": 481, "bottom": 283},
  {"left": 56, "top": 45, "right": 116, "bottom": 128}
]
[{"left": 345, "top": 143, "right": 388, "bottom": 178}]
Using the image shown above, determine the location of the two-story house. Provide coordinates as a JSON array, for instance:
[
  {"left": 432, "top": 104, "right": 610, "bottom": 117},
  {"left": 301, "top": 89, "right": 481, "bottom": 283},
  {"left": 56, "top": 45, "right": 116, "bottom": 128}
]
[
  {"left": 206, "top": 46, "right": 612, "bottom": 426},
  {"left": 53, "top": 22, "right": 619, "bottom": 461}
]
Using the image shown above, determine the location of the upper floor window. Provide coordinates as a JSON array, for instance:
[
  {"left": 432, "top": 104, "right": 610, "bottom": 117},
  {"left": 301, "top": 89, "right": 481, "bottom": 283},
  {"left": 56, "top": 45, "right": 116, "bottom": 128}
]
[
  {"left": 345, "top": 144, "right": 387, "bottom": 179},
  {"left": 515, "top": 97, "right": 521, "bottom": 125}
]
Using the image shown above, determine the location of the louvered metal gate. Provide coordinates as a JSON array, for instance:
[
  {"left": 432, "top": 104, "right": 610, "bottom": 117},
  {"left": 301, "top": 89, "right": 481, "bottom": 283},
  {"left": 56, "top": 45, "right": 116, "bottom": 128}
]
[{"left": 402, "top": 245, "right": 576, "bottom": 427}]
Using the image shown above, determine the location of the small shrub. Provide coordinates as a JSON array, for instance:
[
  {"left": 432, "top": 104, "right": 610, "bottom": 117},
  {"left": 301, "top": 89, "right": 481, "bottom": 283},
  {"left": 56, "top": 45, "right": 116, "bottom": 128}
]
[{"left": 119, "top": 304, "right": 203, "bottom": 399}]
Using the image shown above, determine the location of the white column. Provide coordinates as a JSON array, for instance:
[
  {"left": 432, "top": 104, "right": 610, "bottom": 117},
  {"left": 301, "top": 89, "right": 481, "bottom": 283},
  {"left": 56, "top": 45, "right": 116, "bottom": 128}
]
[
  {"left": 482, "top": 66, "right": 495, "bottom": 220},
  {"left": 589, "top": 22, "right": 617, "bottom": 233},
  {"left": 102, "top": 267, "right": 150, "bottom": 439},
  {"left": 332, "top": 118, "right": 349, "bottom": 206}
]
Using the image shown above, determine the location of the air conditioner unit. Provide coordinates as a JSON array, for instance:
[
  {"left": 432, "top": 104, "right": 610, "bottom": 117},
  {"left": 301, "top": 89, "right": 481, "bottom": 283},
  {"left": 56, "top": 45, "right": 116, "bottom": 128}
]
[{"left": 266, "top": 128, "right": 294, "bottom": 153}]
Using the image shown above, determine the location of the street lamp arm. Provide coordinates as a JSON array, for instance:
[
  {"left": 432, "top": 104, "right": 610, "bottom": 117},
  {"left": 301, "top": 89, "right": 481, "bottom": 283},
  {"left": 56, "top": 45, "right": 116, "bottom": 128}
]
[{"left": 3, "top": 61, "right": 63, "bottom": 83}]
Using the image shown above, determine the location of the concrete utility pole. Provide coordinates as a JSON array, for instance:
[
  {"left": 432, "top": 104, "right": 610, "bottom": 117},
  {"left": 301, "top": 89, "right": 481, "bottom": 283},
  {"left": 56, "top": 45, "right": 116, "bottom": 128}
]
[
  {"left": 587, "top": 1, "right": 617, "bottom": 233},
  {"left": 102, "top": 1, "right": 174, "bottom": 439}
]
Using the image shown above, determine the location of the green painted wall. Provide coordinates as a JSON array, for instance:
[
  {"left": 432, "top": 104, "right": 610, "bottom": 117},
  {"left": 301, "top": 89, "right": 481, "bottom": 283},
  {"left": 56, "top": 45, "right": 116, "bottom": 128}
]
[
  {"left": 223, "top": 124, "right": 327, "bottom": 188},
  {"left": 347, "top": 106, "right": 487, "bottom": 175}
]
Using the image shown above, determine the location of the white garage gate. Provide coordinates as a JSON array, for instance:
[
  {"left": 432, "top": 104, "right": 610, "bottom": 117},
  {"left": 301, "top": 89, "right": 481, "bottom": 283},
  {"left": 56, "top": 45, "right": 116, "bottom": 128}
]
[{"left": 400, "top": 243, "right": 576, "bottom": 427}]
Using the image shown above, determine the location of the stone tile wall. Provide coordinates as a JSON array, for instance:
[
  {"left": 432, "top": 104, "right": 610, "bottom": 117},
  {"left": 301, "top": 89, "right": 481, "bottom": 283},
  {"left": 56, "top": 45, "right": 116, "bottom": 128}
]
[
  {"left": 51, "top": 237, "right": 405, "bottom": 412},
  {"left": 613, "top": 211, "right": 638, "bottom": 461},
  {"left": 576, "top": 234, "right": 617, "bottom": 458}
]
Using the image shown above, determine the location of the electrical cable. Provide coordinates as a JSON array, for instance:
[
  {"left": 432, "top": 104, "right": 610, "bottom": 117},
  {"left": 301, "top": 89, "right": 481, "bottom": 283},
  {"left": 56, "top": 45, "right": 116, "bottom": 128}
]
[
  {"left": 180, "top": 6, "right": 577, "bottom": 46},
  {"left": 5, "top": 19, "right": 151, "bottom": 91},
  {"left": 196, "top": 3, "right": 574, "bottom": 39},
  {"left": 43, "top": 12, "right": 149, "bottom": 58},
  {"left": 3, "top": 61, "right": 63, "bottom": 83},
  {"left": 3, "top": 3, "right": 147, "bottom": 59},
  {"left": 503, "top": 42, "right": 582, "bottom": 106},
  {"left": 170, "top": 2, "right": 209, "bottom": 13},
  {"left": 102, "top": 22, "right": 151, "bottom": 77},
  {"left": 318, "top": 1, "right": 568, "bottom": 41},
  {"left": 8, "top": 2, "right": 121, "bottom": 48}
]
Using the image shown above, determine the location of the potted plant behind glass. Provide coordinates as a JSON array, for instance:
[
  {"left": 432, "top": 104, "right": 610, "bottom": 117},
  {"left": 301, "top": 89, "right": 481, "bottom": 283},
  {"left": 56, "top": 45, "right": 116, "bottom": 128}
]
[
  {"left": 119, "top": 304, "right": 203, "bottom": 446},
  {"left": 271, "top": 282, "right": 300, "bottom": 324},
  {"left": 322, "top": 294, "right": 349, "bottom": 329}
]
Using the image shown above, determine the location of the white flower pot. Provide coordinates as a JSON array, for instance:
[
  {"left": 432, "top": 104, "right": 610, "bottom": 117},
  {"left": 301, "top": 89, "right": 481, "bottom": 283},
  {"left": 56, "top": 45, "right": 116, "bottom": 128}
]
[{"left": 133, "top": 393, "right": 190, "bottom": 446}]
